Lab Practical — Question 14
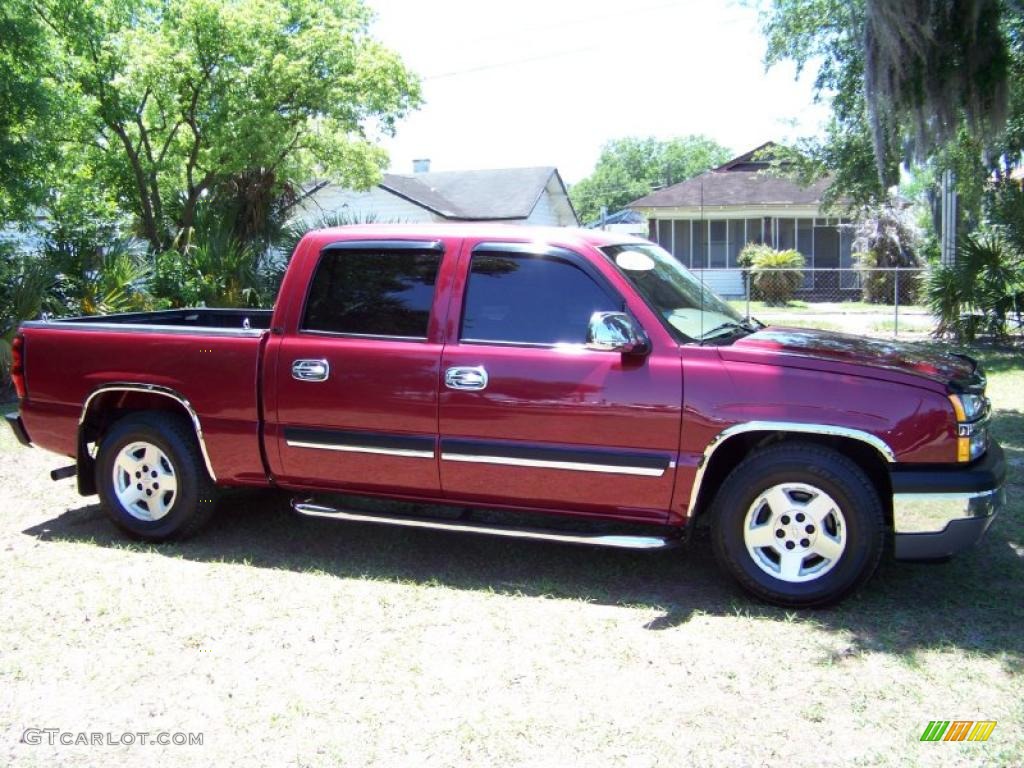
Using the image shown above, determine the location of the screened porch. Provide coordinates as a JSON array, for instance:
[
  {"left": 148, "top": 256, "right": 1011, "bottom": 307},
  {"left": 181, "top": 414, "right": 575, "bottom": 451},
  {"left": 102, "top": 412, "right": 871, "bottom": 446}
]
[{"left": 647, "top": 216, "right": 857, "bottom": 298}]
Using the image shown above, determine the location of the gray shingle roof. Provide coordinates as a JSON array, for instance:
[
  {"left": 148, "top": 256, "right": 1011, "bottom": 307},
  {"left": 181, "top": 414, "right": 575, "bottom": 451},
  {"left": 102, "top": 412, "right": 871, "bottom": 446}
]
[
  {"left": 380, "top": 166, "right": 561, "bottom": 220},
  {"left": 629, "top": 143, "right": 830, "bottom": 209}
]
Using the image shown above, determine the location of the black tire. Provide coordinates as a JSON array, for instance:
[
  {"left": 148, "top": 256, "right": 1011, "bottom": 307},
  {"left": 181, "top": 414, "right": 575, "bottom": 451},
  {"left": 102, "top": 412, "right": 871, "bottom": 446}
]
[
  {"left": 95, "top": 412, "right": 218, "bottom": 541},
  {"left": 710, "top": 442, "right": 884, "bottom": 607}
]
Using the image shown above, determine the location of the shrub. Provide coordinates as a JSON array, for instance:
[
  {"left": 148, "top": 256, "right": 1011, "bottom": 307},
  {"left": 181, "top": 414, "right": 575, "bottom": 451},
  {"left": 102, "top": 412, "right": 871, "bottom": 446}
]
[
  {"left": 853, "top": 249, "right": 920, "bottom": 304},
  {"left": 745, "top": 247, "right": 805, "bottom": 305},
  {"left": 925, "top": 230, "right": 1024, "bottom": 341},
  {"left": 851, "top": 208, "right": 921, "bottom": 304}
]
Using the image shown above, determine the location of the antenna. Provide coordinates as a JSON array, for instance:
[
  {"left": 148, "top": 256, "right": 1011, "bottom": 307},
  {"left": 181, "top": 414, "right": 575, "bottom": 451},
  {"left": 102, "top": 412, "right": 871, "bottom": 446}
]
[{"left": 699, "top": 180, "right": 705, "bottom": 342}]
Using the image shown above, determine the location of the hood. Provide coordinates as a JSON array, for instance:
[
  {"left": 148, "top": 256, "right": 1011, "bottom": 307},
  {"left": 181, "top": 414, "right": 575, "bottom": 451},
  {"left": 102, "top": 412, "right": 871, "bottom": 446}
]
[{"left": 727, "top": 326, "right": 974, "bottom": 387}]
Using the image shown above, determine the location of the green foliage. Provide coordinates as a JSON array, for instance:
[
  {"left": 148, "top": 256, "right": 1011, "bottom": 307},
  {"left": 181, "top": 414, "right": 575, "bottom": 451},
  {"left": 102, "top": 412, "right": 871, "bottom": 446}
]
[
  {"left": 274, "top": 209, "right": 390, "bottom": 264},
  {"left": 760, "top": 0, "right": 1023, "bottom": 219},
  {"left": 570, "top": 135, "right": 731, "bottom": 224},
  {"left": 75, "top": 240, "right": 154, "bottom": 315},
  {"left": 0, "top": 0, "right": 58, "bottom": 222},
  {"left": 862, "top": 0, "right": 1008, "bottom": 167},
  {"left": 154, "top": 199, "right": 281, "bottom": 308},
  {"left": 0, "top": 247, "right": 55, "bottom": 376},
  {"left": 986, "top": 178, "right": 1024, "bottom": 254},
  {"left": 32, "top": 0, "right": 421, "bottom": 250},
  {"left": 737, "top": 243, "right": 775, "bottom": 269},
  {"left": 851, "top": 207, "right": 921, "bottom": 303},
  {"left": 742, "top": 246, "right": 806, "bottom": 305},
  {"left": 925, "top": 231, "right": 1024, "bottom": 340}
]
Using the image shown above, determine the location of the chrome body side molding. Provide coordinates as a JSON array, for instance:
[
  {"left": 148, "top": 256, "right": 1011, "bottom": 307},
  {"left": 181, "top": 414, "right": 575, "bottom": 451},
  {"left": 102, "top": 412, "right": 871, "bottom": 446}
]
[
  {"left": 291, "top": 499, "right": 674, "bottom": 549},
  {"left": 79, "top": 383, "right": 218, "bottom": 481},
  {"left": 687, "top": 421, "right": 897, "bottom": 517},
  {"left": 440, "top": 452, "right": 667, "bottom": 477},
  {"left": 286, "top": 440, "right": 434, "bottom": 459}
]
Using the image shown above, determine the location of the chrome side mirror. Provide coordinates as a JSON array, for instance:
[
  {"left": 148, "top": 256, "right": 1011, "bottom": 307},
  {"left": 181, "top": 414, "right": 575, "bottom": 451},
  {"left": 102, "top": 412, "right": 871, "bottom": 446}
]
[{"left": 586, "top": 312, "right": 650, "bottom": 355}]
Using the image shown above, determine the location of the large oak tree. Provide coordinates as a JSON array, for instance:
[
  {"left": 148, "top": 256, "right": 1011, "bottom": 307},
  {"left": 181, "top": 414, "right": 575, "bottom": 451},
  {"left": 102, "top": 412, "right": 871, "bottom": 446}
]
[{"left": 30, "top": 0, "right": 420, "bottom": 250}]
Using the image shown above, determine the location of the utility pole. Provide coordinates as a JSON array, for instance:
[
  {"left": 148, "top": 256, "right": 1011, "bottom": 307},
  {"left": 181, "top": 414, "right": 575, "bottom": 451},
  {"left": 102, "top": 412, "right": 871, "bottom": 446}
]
[{"left": 940, "top": 169, "right": 957, "bottom": 265}]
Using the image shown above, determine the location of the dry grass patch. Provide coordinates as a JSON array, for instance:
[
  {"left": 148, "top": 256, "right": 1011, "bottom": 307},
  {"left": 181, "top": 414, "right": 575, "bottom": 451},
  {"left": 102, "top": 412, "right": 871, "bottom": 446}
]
[{"left": 0, "top": 349, "right": 1021, "bottom": 766}]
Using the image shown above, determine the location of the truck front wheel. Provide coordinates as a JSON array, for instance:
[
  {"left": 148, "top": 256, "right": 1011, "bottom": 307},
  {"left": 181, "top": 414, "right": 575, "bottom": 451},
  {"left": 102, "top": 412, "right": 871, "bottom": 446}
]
[
  {"left": 95, "top": 412, "right": 217, "bottom": 541},
  {"left": 710, "top": 442, "right": 884, "bottom": 607}
]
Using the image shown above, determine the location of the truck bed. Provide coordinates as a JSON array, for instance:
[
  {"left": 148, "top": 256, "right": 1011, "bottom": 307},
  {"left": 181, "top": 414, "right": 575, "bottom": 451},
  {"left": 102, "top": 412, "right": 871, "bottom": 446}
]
[
  {"left": 28, "top": 307, "right": 274, "bottom": 334},
  {"left": 18, "top": 308, "right": 272, "bottom": 485}
]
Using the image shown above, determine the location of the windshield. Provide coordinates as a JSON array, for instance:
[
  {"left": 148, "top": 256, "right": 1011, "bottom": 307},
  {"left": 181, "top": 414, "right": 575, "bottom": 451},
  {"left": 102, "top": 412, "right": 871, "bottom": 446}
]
[{"left": 601, "top": 243, "right": 751, "bottom": 343}]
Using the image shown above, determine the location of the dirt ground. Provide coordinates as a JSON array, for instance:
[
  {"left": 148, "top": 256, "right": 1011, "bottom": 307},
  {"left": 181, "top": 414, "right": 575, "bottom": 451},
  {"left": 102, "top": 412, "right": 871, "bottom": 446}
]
[{"left": 0, "top": 404, "right": 1021, "bottom": 767}]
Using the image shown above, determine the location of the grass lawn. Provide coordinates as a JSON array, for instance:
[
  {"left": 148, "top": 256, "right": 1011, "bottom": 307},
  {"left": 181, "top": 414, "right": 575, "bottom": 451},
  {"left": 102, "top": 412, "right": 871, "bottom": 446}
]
[
  {"left": 0, "top": 345, "right": 1021, "bottom": 767},
  {"left": 728, "top": 299, "right": 930, "bottom": 315}
]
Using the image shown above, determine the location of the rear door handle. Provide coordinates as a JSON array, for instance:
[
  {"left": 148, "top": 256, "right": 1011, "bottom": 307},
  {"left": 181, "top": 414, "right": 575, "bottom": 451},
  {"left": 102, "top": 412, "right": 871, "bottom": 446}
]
[
  {"left": 445, "top": 365, "right": 488, "bottom": 391},
  {"left": 292, "top": 359, "right": 330, "bottom": 382}
]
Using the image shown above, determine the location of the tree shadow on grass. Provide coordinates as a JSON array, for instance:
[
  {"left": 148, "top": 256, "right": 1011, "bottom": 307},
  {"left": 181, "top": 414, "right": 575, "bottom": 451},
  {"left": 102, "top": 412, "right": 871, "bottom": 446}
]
[{"left": 23, "top": 474, "right": 1024, "bottom": 673}]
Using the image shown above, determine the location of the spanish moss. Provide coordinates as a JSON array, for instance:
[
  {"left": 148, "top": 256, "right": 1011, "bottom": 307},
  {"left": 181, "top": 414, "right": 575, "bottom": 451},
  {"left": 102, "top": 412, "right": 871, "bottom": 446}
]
[{"left": 863, "top": 0, "right": 1010, "bottom": 181}]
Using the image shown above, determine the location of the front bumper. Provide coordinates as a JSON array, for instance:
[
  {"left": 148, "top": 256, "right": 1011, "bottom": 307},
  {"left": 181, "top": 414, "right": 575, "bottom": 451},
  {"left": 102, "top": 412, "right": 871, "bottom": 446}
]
[
  {"left": 890, "top": 442, "right": 1006, "bottom": 560},
  {"left": 4, "top": 412, "right": 31, "bottom": 447}
]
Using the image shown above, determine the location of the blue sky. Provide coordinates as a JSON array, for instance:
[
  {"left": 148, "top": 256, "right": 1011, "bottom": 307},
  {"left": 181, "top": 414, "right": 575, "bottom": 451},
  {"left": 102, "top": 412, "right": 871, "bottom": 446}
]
[{"left": 366, "top": 0, "right": 828, "bottom": 183}]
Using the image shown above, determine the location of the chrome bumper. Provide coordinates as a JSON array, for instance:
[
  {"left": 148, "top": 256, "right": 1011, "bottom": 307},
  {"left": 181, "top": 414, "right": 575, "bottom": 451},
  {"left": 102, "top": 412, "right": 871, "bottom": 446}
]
[{"left": 890, "top": 443, "right": 1006, "bottom": 560}]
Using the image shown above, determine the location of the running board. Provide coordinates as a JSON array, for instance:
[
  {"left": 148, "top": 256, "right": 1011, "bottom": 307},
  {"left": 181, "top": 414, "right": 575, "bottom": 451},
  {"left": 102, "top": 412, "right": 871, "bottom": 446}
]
[{"left": 291, "top": 499, "right": 677, "bottom": 550}]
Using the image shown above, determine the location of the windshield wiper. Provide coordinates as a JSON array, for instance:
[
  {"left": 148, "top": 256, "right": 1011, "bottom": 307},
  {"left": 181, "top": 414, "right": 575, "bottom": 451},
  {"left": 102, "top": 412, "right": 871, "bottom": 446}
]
[{"left": 699, "top": 320, "right": 757, "bottom": 342}]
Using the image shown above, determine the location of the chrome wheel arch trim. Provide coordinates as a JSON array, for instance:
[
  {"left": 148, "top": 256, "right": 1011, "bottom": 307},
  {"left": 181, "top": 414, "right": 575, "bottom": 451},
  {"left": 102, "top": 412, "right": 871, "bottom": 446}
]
[
  {"left": 79, "top": 382, "right": 217, "bottom": 482},
  {"left": 687, "top": 421, "right": 896, "bottom": 517}
]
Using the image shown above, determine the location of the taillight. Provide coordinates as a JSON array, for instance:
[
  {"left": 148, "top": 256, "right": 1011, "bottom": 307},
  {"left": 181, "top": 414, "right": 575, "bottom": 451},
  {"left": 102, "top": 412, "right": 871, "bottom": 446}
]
[{"left": 10, "top": 334, "right": 26, "bottom": 400}]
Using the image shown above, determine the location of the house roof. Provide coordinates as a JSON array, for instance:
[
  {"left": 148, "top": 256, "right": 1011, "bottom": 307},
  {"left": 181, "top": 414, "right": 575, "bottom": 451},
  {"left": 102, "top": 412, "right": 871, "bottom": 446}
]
[
  {"left": 583, "top": 209, "right": 645, "bottom": 228},
  {"left": 629, "top": 143, "right": 831, "bottom": 209},
  {"left": 379, "top": 166, "right": 570, "bottom": 221}
]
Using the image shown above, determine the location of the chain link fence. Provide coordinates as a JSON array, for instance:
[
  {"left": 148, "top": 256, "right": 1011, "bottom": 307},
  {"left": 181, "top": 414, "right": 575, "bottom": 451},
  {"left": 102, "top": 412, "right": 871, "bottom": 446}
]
[{"left": 691, "top": 267, "right": 933, "bottom": 338}]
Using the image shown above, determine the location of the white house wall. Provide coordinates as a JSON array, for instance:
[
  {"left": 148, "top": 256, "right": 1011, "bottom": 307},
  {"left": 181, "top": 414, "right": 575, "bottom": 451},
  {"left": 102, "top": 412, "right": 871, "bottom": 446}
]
[
  {"left": 525, "top": 176, "right": 577, "bottom": 226},
  {"left": 294, "top": 185, "right": 443, "bottom": 225}
]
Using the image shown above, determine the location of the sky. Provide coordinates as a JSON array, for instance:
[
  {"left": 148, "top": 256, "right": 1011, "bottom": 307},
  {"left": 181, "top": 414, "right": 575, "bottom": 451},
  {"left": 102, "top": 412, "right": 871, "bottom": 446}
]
[{"left": 365, "top": 0, "right": 828, "bottom": 184}]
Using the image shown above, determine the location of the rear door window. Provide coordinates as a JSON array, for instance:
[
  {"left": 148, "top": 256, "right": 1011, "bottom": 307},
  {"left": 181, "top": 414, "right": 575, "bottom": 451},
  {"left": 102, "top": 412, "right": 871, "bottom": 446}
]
[{"left": 302, "top": 249, "right": 442, "bottom": 338}]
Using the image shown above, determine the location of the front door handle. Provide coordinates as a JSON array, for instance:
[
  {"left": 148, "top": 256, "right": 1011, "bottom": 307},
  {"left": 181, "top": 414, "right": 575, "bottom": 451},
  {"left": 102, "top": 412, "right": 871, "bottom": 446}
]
[
  {"left": 445, "top": 365, "right": 488, "bottom": 391},
  {"left": 292, "top": 359, "right": 330, "bottom": 382}
]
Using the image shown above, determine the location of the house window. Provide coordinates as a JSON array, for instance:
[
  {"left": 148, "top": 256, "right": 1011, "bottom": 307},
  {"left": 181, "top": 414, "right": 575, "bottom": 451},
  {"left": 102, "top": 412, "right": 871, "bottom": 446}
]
[
  {"left": 728, "top": 220, "right": 745, "bottom": 267},
  {"left": 657, "top": 220, "right": 673, "bottom": 252},
  {"left": 777, "top": 218, "right": 795, "bottom": 251},
  {"left": 746, "top": 218, "right": 763, "bottom": 245},
  {"left": 709, "top": 221, "right": 727, "bottom": 268},
  {"left": 797, "top": 218, "right": 814, "bottom": 261},
  {"left": 673, "top": 220, "right": 691, "bottom": 266}
]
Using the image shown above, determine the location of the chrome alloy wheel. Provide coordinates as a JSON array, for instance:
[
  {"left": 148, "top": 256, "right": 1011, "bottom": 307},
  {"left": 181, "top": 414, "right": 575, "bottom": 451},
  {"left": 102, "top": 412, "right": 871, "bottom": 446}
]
[
  {"left": 112, "top": 441, "right": 178, "bottom": 521},
  {"left": 742, "top": 482, "right": 847, "bottom": 583}
]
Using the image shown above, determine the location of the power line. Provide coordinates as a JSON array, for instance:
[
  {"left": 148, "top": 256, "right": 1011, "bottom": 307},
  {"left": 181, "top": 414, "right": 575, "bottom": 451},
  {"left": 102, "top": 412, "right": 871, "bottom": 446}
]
[
  {"left": 423, "top": 44, "right": 602, "bottom": 81},
  {"left": 466, "top": 0, "right": 686, "bottom": 45},
  {"left": 420, "top": 0, "right": 685, "bottom": 81}
]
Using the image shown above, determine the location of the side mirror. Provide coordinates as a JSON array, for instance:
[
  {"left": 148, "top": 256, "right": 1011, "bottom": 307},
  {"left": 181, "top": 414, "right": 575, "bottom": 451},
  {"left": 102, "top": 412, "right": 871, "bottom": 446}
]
[{"left": 586, "top": 312, "right": 650, "bottom": 355}]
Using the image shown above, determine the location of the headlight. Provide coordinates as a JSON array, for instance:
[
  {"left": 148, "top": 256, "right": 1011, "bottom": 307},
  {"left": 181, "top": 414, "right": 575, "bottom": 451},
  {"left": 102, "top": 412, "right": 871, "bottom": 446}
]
[
  {"left": 950, "top": 393, "right": 988, "bottom": 422},
  {"left": 949, "top": 394, "right": 990, "bottom": 462},
  {"left": 966, "top": 429, "right": 988, "bottom": 461}
]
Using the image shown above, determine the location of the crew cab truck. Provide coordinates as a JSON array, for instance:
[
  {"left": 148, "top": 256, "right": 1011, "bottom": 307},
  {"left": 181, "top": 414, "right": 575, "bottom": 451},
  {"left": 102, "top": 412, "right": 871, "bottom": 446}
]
[{"left": 5, "top": 224, "right": 1006, "bottom": 606}]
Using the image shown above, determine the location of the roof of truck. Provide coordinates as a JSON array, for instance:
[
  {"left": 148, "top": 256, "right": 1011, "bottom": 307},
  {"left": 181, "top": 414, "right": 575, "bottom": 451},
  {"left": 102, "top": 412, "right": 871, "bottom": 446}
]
[{"left": 303, "top": 223, "right": 649, "bottom": 250}]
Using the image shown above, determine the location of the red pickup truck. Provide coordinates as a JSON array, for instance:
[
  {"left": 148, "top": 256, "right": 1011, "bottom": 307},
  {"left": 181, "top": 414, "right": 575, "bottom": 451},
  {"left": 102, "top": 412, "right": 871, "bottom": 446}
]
[{"left": 6, "top": 224, "right": 1005, "bottom": 606}]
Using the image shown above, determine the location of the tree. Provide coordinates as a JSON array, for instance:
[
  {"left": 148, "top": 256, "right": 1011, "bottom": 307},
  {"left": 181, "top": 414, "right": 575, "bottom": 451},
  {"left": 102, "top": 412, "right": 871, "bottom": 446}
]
[
  {"left": 0, "top": 0, "right": 57, "bottom": 222},
  {"left": 861, "top": 0, "right": 1008, "bottom": 172},
  {"left": 32, "top": 0, "right": 421, "bottom": 251},
  {"left": 570, "top": 135, "right": 731, "bottom": 224},
  {"left": 761, "top": 0, "right": 1021, "bottom": 208}
]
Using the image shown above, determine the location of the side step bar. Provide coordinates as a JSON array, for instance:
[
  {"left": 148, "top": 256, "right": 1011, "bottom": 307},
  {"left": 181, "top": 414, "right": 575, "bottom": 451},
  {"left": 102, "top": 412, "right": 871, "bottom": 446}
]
[{"left": 291, "top": 499, "right": 678, "bottom": 550}]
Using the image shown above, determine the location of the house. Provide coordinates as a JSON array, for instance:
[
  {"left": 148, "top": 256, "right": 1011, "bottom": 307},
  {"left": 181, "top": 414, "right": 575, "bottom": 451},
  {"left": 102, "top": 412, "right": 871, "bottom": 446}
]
[
  {"left": 629, "top": 143, "right": 856, "bottom": 297},
  {"left": 297, "top": 162, "right": 578, "bottom": 227},
  {"left": 584, "top": 209, "right": 648, "bottom": 238}
]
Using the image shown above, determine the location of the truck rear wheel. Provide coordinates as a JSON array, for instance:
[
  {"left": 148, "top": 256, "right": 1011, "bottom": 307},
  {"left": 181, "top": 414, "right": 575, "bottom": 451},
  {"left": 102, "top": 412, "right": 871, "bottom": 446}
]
[
  {"left": 95, "top": 412, "right": 217, "bottom": 541},
  {"left": 710, "top": 442, "right": 884, "bottom": 607}
]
